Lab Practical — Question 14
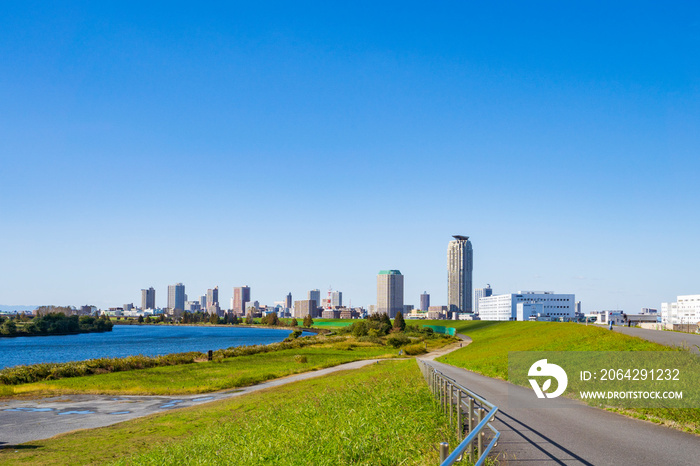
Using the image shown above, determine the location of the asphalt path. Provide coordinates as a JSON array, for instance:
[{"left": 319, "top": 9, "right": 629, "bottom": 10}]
[
  {"left": 0, "top": 359, "right": 380, "bottom": 446},
  {"left": 610, "top": 325, "right": 700, "bottom": 354},
  {"left": 421, "top": 334, "right": 699, "bottom": 465}
]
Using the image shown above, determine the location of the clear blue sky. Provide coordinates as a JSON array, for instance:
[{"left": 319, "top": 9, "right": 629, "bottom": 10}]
[{"left": 1, "top": 2, "right": 698, "bottom": 312}]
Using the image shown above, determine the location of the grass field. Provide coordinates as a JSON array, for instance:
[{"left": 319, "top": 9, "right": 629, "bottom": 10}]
[
  {"left": 434, "top": 321, "right": 671, "bottom": 379},
  {"left": 0, "top": 360, "right": 461, "bottom": 466},
  {"left": 3, "top": 342, "right": 401, "bottom": 397}
]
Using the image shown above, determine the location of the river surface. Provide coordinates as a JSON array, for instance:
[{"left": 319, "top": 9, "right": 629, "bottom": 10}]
[{"left": 0, "top": 325, "right": 307, "bottom": 369}]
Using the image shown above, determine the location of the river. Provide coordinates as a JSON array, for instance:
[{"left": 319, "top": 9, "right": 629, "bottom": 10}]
[{"left": 0, "top": 325, "right": 307, "bottom": 369}]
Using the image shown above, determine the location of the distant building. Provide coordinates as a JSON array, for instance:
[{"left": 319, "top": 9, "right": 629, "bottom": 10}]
[
  {"left": 185, "top": 301, "right": 201, "bottom": 312},
  {"left": 377, "top": 270, "right": 404, "bottom": 318},
  {"left": 661, "top": 295, "right": 700, "bottom": 325},
  {"left": 294, "top": 299, "right": 318, "bottom": 319},
  {"left": 640, "top": 307, "right": 658, "bottom": 315},
  {"left": 474, "top": 284, "right": 492, "bottom": 315},
  {"left": 141, "top": 287, "right": 156, "bottom": 310},
  {"left": 427, "top": 306, "right": 448, "bottom": 320},
  {"left": 285, "top": 292, "right": 292, "bottom": 309},
  {"left": 339, "top": 308, "right": 357, "bottom": 319},
  {"left": 420, "top": 292, "right": 430, "bottom": 312},
  {"left": 233, "top": 286, "right": 251, "bottom": 316},
  {"left": 479, "top": 291, "right": 575, "bottom": 321},
  {"left": 207, "top": 287, "right": 220, "bottom": 315},
  {"left": 167, "top": 283, "right": 185, "bottom": 311},
  {"left": 123, "top": 303, "right": 134, "bottom": 312},
  {"left": 200, "top": 295, "right": 207, "bottom": 310},
  {"left": 448, "top": 235, "right": 473, "bottom": 314},
  {"left": 308, "top": 289, "right": 321, "bottom": 307},
  {"left": 403, "top": 305, "right": 414, "bottom": 314},
  {"left": 322, "top": 309, "right": 340, "bottom": 319},
  {"left": 331, "top": 291, "right": 342, "bottom": 308}
]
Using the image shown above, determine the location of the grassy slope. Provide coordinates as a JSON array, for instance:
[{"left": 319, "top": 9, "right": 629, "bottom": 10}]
[
  {"left": 1, "top": 360, "right": 459, "bottom": 466},
  {"left": 6, "top": 344, "right": 399, "bottom": 397},
  {"left": 434, "top": 321, "right": 670, "bottom": 379}
]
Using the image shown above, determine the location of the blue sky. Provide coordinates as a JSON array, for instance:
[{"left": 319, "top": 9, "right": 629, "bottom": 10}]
[{"left": 1, "top": 2, "right": 698, "bottom": 312}]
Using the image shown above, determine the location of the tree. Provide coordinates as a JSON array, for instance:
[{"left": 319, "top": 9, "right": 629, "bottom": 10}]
[
  {"left": 393, "top": 311, "right": 406, "bottom": 332},
  {"left": 138, "top": 315, "right": 144, "bottom": 323},
  {"left": 245, "top": 313, "right": 254, "bottom": 325},
  {"left": 303, "top": 314, "right": 314, "bottom": 327},
  {"left": 209, "top": 312, "right": 219, "bottom": 324},
  {"left": 351, "top": 321, "right": 368, "bottom": 337},
  {"left": 379, "top": 313, "right": 392, "bottom": 327},
  {"left": 289, "top": 318, "right": 298, "bottom": 327},
  {"left": 1, "top": 320, "right": 17, "bottom": 335},
  {"left": 261, "top": 313, "right": 280, "bottom": 326}
]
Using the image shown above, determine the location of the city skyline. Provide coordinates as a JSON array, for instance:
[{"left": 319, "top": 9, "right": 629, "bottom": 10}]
[{"left": 1, "top": 3, "right": 698, "bottom": 313}]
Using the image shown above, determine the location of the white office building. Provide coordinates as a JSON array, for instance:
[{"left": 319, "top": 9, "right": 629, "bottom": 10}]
[
  {"left": 661, "top": 295, "right": 700, "bottom": 325},
  {"left": 478, "top": 291, "right": 576, "bottom": 321},
  {"left": 474, "top": 284, "right": 493, "bottom": 315}
]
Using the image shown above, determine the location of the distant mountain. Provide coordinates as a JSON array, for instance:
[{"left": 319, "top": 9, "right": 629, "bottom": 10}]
[{"left": 0, "top": 305, "right": 38, "bottom": 312}]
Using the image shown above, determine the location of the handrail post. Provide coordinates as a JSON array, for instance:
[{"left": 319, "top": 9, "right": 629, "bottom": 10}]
[
  {"left": 448, "top": 382, "right": 453, "bottom": 428},
  {"left": 439, "top": 442, "right": 449, "bottom": 463},
  {"left": 477, "top": 407, "right": 484, "bottom": 459},
  {"left": 456, "top": 390, "right": 462, "bottom": 441},
  {"left": 468, "top": 397, "right": 474, "bottom": 462}
]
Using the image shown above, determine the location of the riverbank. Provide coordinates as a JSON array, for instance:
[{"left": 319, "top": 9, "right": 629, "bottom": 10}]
[{"left": 0, "top": 359, "right": 458, "bottom": 465}]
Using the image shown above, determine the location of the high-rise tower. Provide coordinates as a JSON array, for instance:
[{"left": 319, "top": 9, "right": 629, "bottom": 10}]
[
  {"left": 206, "top": 287, "right": 220, "bottom": 315},
  {"left": 420, "top": 291, "right": 430, "bottom": 312},
  {"left": 447, "top": 235, "right": 473, "bottom": 314},
  {"left": 141, "top": 287, "right": 156, "bottom": 310},
  {"left": 233, "top": 286, "right": 251, "bottom": 316},
  {"left": 167, "top": 283, "right": 186, "bottom": 311},
  {"left": 377, "top": 270, "right": 404, "bottom": 318}
]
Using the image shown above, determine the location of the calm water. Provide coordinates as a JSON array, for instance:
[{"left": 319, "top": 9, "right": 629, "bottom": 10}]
[{"left": 0, "top": 325, "right": 307, "bottom": 369}]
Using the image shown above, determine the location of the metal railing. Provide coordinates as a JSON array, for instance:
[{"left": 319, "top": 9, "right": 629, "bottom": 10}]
[{"left": 418, "top": 359, "right": 500, "bottom": 466}]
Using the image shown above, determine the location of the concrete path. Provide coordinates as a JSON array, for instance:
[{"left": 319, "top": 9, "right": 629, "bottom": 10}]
[
  {"left": 610, "top": 325, "right": 700, "bottom": 354},
  {"left": 0, "top": 359, "right": 380, "bottom": 446},
  {"left": 422, "top": 334, "right": 699, "bottom": 465}
]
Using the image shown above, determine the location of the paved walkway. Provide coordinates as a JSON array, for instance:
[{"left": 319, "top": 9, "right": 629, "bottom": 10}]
[
  {"left": 0, "top": 359, "right": 380, "bottom": 446},
  {"left": 611, "top": 325, "right": 700, "bottom": 354},
  {"left": 421, "top": 333, "right": 699, "bottom": 465}
]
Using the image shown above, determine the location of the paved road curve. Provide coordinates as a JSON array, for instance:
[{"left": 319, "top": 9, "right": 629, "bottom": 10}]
[
  {"left": 611, "top": 325, "right": 700, "bottom": 355},
  {"left": 422, "top": 337, "right": 699, "bottom": 465},
  {"left": 0, "top": 359, "right": 380, "bottom": 446}
]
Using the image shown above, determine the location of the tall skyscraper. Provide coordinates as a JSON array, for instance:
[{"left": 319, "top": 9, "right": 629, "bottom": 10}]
[
  {"left": 448, "top": 235, "right": 473, "bottom": 314},
  {"left": 207, "top": 286, "right": 220, "bottom": 315},
  {"left": 285, "top": 292, "right": 292, "bottom": 309},
  {"left": 141, "top": 287, "right": 156, "bottom": 310},
  {"left": 233, "top": 286, "right": 251, "bottom": 315},
  {"left": 420, "top": 292, "right": 430, "bottom": 312},
  {"left": 377, "top": 270, "right": 404, "bottom": 318},
  {"left": 167, "top": 283, "right": 185, "bottom": 311},
  {"left": 308, "top": 289, "right": 321, "bottom": 307},
  {"left": 474, "top": 284, "right": 492, "bottom": 315},
  {"left": 331, "top": 290, "right": 342, "bottom": 308}
]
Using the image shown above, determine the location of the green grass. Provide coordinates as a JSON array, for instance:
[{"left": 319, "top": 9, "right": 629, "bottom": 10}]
[
  {"left": 7, "top": 344, "right": 400, "bottom": 397},
  {"left": 435, "top": 321, "right": 670, "bottom": 379},
  {"left": 1, "top": 360, "right": 460, "bottom": 466}
]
